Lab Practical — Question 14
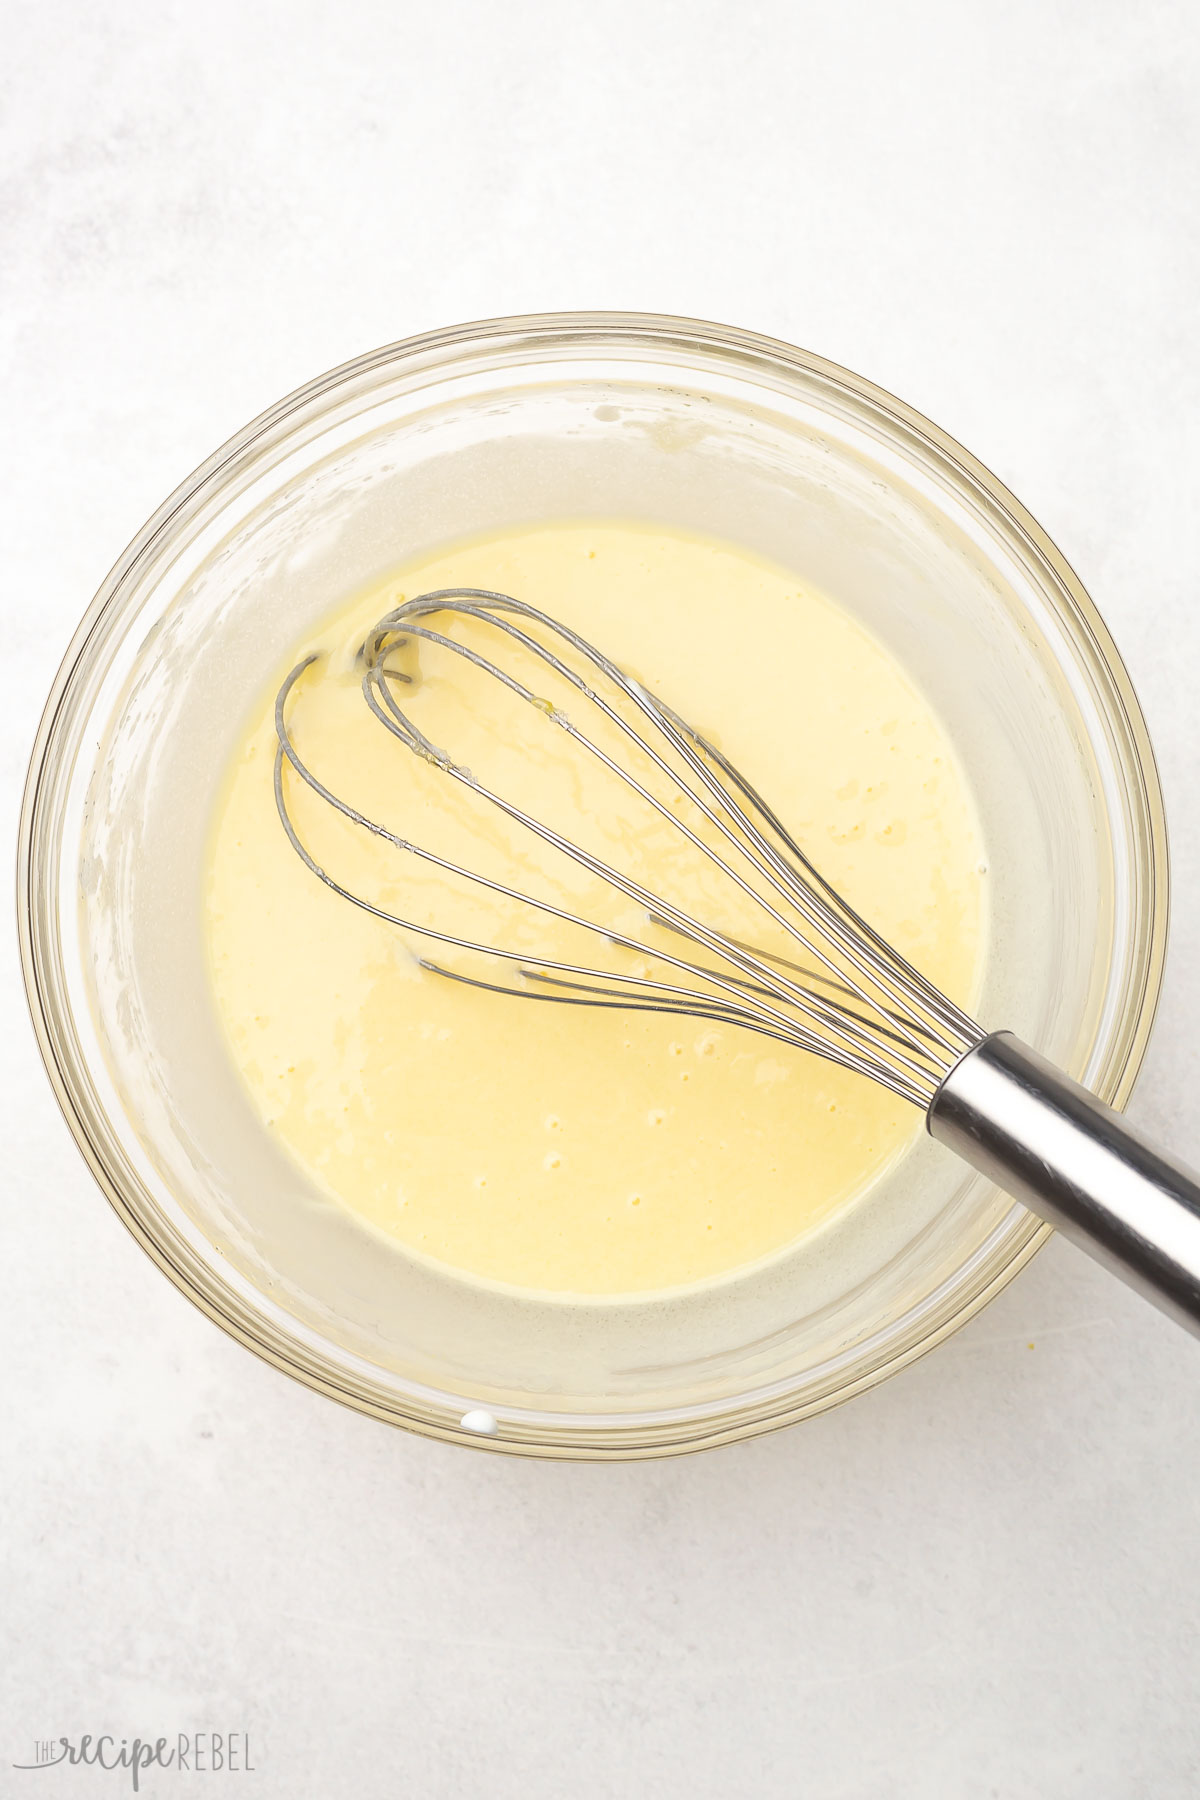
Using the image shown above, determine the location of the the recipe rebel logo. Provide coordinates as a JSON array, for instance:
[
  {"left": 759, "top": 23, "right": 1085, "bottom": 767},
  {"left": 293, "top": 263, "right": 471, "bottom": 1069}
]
[{"left": 13, "top": 1734, "right": 256, "bottom": 1791}]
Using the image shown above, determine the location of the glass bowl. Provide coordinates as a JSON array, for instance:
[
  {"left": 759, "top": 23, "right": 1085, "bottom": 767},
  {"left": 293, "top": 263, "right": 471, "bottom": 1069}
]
[{"left": 18, "top": 312, "right": 1168, "bottom": 1458}]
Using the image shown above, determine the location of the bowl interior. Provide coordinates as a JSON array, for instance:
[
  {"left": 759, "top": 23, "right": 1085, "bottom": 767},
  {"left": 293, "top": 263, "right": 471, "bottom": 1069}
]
[{"left": 31, "top": 320, "right": 1163, "bottom": 1454}]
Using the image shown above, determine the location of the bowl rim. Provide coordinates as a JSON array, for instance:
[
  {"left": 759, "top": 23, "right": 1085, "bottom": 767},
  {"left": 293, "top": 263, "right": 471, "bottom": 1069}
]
[{"left": 17, "top": 309, "right": 1170, "bottom": 1457}]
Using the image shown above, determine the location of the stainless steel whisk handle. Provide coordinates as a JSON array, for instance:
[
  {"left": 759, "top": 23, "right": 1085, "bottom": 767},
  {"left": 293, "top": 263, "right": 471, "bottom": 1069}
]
[{"left": 929, "top": 1032, "right": 1200, "bottom": 1337}]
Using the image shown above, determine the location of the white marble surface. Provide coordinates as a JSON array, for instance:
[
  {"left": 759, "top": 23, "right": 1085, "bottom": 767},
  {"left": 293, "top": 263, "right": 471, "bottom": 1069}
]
[{"left": 4, "top": 2, "right": 1200, "bottom": 1794}]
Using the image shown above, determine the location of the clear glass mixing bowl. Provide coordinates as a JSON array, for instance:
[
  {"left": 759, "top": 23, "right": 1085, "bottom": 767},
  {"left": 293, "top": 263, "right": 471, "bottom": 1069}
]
[{"left": 18, "top": 313, "right": 1168, "bottom": 1457}]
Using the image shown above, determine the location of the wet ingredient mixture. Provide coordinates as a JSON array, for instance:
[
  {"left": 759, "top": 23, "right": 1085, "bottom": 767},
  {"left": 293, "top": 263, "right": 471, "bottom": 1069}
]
[{"left": 205, "top": 520, "right": 985, "bottom": 1295}]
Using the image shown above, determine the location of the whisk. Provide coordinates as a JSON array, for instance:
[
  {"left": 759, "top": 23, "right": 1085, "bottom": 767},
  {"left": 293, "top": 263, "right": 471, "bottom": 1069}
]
[{"left": 275, "top": 589, "right": 1200, "bottom": 1337}]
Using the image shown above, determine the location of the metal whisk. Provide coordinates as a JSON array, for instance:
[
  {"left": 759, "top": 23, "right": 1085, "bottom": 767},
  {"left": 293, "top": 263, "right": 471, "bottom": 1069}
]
[{"left": 275, "top": 589, "right": 1200, "bottom": 1337}]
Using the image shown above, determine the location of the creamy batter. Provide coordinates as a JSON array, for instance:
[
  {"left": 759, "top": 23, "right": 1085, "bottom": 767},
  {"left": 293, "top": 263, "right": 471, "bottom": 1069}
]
[{"left": 205, "top": 521, "right": 985, "bottom": 1295}]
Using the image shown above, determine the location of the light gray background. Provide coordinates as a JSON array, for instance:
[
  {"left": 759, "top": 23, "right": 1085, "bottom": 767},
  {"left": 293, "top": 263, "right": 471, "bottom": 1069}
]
[{"left": 3, "top": 2, "right": 1199, "bottom": 1795}]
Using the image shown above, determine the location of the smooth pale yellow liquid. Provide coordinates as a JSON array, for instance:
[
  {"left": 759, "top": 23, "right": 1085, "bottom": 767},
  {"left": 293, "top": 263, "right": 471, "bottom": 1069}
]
[{"left": 205, "top": 521, "right": 984, "bottom": 1296}]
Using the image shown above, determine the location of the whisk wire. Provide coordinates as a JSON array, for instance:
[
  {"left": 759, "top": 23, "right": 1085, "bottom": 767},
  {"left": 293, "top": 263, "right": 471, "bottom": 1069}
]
[{"left": 274, "top": 590, "right": 985, "bottom": 1108}]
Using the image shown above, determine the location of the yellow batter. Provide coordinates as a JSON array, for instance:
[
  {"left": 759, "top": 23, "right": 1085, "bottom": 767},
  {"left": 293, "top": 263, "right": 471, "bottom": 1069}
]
[{"left": 205, "top": 521, "right": 984, "bottom": 1296}]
